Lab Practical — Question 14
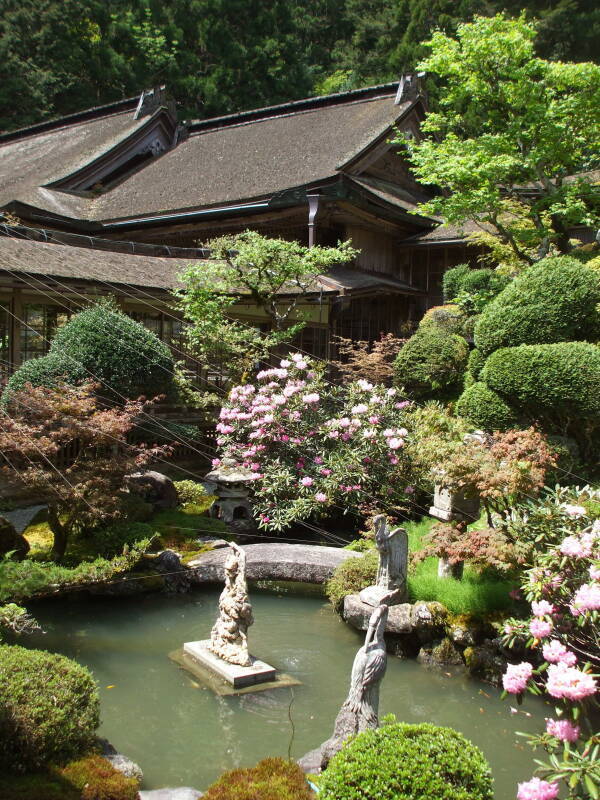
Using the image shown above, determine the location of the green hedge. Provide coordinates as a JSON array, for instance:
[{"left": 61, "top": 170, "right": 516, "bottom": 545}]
[
  {"left": 0, "top": 645, "right": 100, "bottom": 772},
  {"left": 456, "top": 381, "right": 519, "bottom": 431},
  {"left": 419, "top": 304, "right": 467, "bottom": 335},
  {"left": 443, "top": 264, "right": 471, "bottom": 302},
  {"left": 394, "top": 327, "right": 469, "bottom": 398},
  {"left": 482, "top": 342, "right": 600, "bottom": 422},
  {"left": 319, "top": 722, "right": 493, "bottom": 800},
  {"left": 474, "top": 256, "right": 600, "bottom": 356},
  {"left": 6, "top": 302, "right": 175, "bottom": 401},
  {"left": 466, "top": 348, "right": 486, "bottom": 382}
]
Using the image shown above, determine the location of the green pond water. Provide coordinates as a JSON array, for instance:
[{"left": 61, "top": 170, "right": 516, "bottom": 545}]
[{"left": 26, "top": 589, "right": 550, "bottom": 798}]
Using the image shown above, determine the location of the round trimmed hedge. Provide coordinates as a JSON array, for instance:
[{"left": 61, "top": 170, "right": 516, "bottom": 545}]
[
  {"left": 319, "top": 722, "right": 493, "bottom": 800},
  {"left": 442, "top": 264, "right": 471, "bottom": 302},
  {"left": 474, "top": 256, "right": 600, "bottom": 356},
  {"left": 6, "top": 303, "right": 175, "bottom": 401},
  {"left": 419, "top": 304, "right": 467, "bottom": 335},
  {"left": 394, "top": 327, "right": 469, "bottom": 398},
  {"left": 482, "top": 342, "right": 600, "bottom": 422},
  {"left": 0, "top": 644, "right": 100, "bottom": 772},
  {"left": 466, "top": 348, "right": 486, "bottom": 381},
  {"left": 203, "top": 757, "right": 313, "bottom": 800},
  {"left": 456, "top": 381, "right": 518, "bottom": 431}
]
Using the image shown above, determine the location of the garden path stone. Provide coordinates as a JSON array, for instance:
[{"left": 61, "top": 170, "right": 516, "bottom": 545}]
[
  {"left": 139, "top": 789, "right": 203, "bottom": 800},
  {"left": 187, "top": 543, "right": 361, "bottom": 585},
  {"left": 3, "top": 503, "right": 45, "bottom": 534}
]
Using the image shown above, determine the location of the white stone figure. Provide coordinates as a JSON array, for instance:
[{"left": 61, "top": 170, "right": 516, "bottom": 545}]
[
  {"left": 208, "top": 542, "right": 254, "bottom": 667},
  {"left": 360, "top": 515, "right": 408, "bottom": 605},
  {"left": 344, "top": 603, "right": 389, "bottom": 728}
]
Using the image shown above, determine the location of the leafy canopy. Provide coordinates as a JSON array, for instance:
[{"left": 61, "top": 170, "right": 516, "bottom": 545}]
[{"left": 401, "top": 14, "right": 600, "bottom": 264}]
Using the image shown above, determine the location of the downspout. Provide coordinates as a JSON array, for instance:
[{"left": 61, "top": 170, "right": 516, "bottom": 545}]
[{"left": 307, "top": 193, "right": 320, "bottom": 248}]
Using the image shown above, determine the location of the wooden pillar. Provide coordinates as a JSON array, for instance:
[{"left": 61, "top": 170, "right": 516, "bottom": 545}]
[{"left": 11, "top": 288, "right": 22, "bottom": 369}]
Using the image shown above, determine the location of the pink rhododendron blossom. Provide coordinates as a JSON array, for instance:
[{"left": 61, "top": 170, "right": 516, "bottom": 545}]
[
  {"left": 542, "top": 640, "right": 577, "bottom": 666},
  {"left": 389, "top": 456, "right": 399, "bottom": 465},
  {"left": 529, "top": 618, "right": 552, "bottom": 639},
  {"left": 572, "top": 582, "right": 600, "bottom": 611},
  {"left": 546, "top": 663, "right": 597, "bottom": 700},
  {"left": 280, "top": 359, "right": 291, "bottom": 368},
  {"left": 302, "top": 393, "right": 320, "bottom": 404},
  {"left": 504, "top": 623, "right": 514, "bottom": 635},
  {"left": 388, "top": 437, "right": 404, "bottom": 450},
  {"left": 404, "top": 485, "right": 415, "bottom": 494},
  {"left": 545, "top": 718, "right": 580, "bottom": 742},
  {"left": 517, "top": 777, "right": 559, "bottom": 800},
  {"left": 320, "top": 468, "right": 332, "bottom": 476},
  {"left": 300, "top": 476, "right": 314, "bottom": 487},
  {"left": 561, "top": 504, "right": 586, "bottom": 518},
  {"left": 362, "top": 429, "right": 376, "bottom": 439},
  {"left": 315, "top": 492, "right": 328, "bottom": 502},
  {"left": 560, "top": 535, "right": 593, "bottom": 558},
  {"left": 211, "top": 458, "right": 222, "bottom": 468},
  {"left": 339, "top": 418, "right": 351, "bottom": 428},
  {"left": 502, "top": 662, "right": 533, "bottom": 694},
  {"left": 291, "top": 352, "right": 303, "bottom": 362},
  {"left": 313, "top": 456, "right": 323, "bottom": 464},
  {"left": 531, "top": 600, "right": 555, "bottom": 617},
  {"left": 509, "top": 589, "right": 522, "bottom": 600},
  {"left": 395, "top": 400, "right": 410, "bottom": 409},
  {"left": 296, "top": 360, "right": 307, "bottom": 369},
  {"left": 249, "top": 472, "right": 263, "bottom": 481},
  {"left": 368, "top": 416, "right": 380, "bottom": 424},
  {"left": 590, "top": 564, "right": 600, "bottom": 581},
  {"left": 351, "top": 404, "right": 369, "bottom": 414},
  {"left": 357, "top": 379, "right": 373, "bottom": 391}
]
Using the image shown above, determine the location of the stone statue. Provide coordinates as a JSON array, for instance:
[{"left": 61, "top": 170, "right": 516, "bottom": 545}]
[
  {"left": 359, "top": 515, "right": 408, "bottom": 606},
  {"left": 316, "top": 601, "right": 390, "bottom": 769},
  {"left": 208, "top": 542, "right": 254, "bottom": 667}
]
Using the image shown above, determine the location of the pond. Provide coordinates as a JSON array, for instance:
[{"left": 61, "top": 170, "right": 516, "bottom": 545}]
[{"left": 26, "top": 589, "right": 550, "bottom": 797}]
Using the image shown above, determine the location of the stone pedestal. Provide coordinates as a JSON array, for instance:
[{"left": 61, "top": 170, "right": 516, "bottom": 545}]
[
  {"left": 183, "top": 640, "right": 276, "bottom": 688},
  {"left": 429, "top": 484, "right": 480, "bottom": 523}
]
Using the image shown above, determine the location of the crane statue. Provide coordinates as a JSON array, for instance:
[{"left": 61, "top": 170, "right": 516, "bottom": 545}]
[{"left": 316, "top": 598, "right": 391, "bottom": 769}]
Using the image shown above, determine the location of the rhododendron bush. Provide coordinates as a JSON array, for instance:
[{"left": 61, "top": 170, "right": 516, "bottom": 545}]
[
  {"left": 501, "top": 519, "right": 600, "bottom": 799},
  {"left": 214, "top": 355, "right": 417, "bottom": 530}
]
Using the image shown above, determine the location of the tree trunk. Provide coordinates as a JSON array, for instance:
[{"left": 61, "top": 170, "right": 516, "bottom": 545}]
[{"left": 48, "top": 505, "right": 68, "bottom": 562}]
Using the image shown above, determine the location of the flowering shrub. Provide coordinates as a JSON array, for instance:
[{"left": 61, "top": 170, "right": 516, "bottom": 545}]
[
  {"left": 501, "top": 519, "right": 600, "bottom": 799},
  {"left": 215, "top": 355, "right": 417, "bottom": 529}
]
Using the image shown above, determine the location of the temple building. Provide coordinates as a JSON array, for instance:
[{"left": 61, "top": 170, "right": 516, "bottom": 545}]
[{"left": 0, "top": 78, "right": 487, "bottom": 382}]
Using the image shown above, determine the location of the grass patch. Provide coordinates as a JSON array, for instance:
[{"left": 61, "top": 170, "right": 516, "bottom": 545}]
[
  {"left": 336, "top": 516, "right": 515, "bottom": 616},
  {"left": 152, "top": 502, "right": 229, "bottom": 551}
]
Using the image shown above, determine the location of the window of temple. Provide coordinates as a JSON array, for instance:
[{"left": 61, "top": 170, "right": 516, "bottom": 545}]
[
  {"left": 0, "top": 304, "right": 10, "bottom": 381},
  {"left": 20, "top": 304, "right": 70, "bottom": 362}
]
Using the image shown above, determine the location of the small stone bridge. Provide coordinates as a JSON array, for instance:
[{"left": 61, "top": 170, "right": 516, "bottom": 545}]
[{"left": 186, "top": 542, "right": 361, "bottom": 585}]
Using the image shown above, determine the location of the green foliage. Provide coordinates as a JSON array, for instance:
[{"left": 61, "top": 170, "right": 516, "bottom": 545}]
[
  {"left": 0, "top": 541, "right": 150, "bottom": 603},
  {"left": 0, "top": 752, "right": 139, "bottom": 800},
  {"left": 326, "top": 551, "right": 377, "bottom": 610},
  {"left": 443, "top": 264, "right": 471, "bottom": 302},
  {"left": 319, "top": 722, "right": 494, "bottom": 800},
  {"left": 394, "top": 326, "right": 469, "bottom": 398},
  {"left": 419, "top": 304, "right": 467, "bottom": 334},
  {"left": 466, "top": 348, "right": 486, "bottom": 382},
  {"left": 203, "top": 756, "right": 314, "bottom": 800},
  {"left": 401, "top": 15, "right": 600, "bottom": 263},
  {"left": 4, "top": 352, "right": 86, "bottom": 397},
  {"left": 177, "top": 231, "right": 356, "bottom": 386},
  {"left": 408, "top": 563, "right": 513, "bottom": 615},
  {"left": 456, "top": 381, "right": 519, "bottom": 431},
  {"left": 5, "top": 302, "right": 175, "bottom": 401},
  {"left": 87, "top": 521, "right": 155, "bottom": 559},
  {"left": 174, "top": 480, "right": 214, "bottom": 506},
  {"left": 0, "top": 645, "right": 100, "bottom": 772},
  {"left": 482, "top": 342, "right": 600, "bottom": 426},
  {"left": 474, "top": 256, "right": 600, "bottom": 356}
]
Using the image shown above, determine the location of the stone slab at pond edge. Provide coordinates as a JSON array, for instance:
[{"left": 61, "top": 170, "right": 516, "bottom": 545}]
[
  {"left": 183, "top": 639, "right": 276, "bottom": 687},
  {"left": 187, "top": 543, "right": 362, "bottom": 585},
  {"left": 139, "top": 789, "right": 203, "bottom": 800}
]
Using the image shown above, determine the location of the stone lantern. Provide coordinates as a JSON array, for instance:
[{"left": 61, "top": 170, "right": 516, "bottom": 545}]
[{"left": 205, "top": 460, "right": 254, "bottom": 525}]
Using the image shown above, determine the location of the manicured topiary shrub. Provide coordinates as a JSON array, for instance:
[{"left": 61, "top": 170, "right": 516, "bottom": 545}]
[
  {"left": 474, "top": 256, "right": 600, "bottom": 356},
  {"left": 6, "top": 301, "right": 175, "bottom": 401},
  {"left": 4, "top": 352, "right": 86, "bottom": 396},
  {"left": 0, "top": 645, "right": 100, "bottom": 771},
  {"left": 466, "top": 348, "right": 486, "bottom": 382},
  {"left": 319, "top": 722, "right": 493, "bottom": 800},
  {"left": 459, "top": 268, "right": 510, "bottom": 297},
  {"left": 482, "top": 342, "right": 600, "bottom": 424},
  {"left": 443, "top": 264, "right": 471, "bottom": 302},
  {"left": 394, "top": 327, "right": 469, "bottom": 398},
  {"left": 419, "top": 304, "right": 467, "bottom": 335},
  {"left": 456, "top": 382, "right": 518, "bottom": 431},
  {"left": 174, "top": 479, "right": 213, "bottom": 506},
  {"left": 203, "top": 757, "right": 314, "bottom": 800}
]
